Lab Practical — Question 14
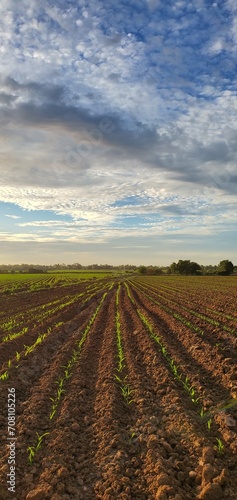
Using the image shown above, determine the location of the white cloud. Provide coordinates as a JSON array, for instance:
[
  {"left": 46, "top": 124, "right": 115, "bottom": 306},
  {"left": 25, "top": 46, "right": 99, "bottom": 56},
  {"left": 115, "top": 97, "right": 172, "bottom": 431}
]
[{"left": 4, "top": 214, "right": 21, "bottom": 219}]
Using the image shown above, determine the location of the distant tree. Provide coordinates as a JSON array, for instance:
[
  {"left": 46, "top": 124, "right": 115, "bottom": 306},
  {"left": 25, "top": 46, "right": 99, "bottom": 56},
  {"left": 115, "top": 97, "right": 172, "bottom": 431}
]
[
  {"left": 153, "top": 266, "right": 163, "bottom": 275},
  {"left": 138, "top": 265, "right": 147, "bottom": 275},
  {"left": 28, "top": 268, "right": 46, "bottom": 274},
  {"left": 217, "top": 260, "right": 234, "bottom": 275},
  {"left": 69, "top": 263, "right": 83, "bottom": 269},
  {"left": 169, "top": 262, "right": 178, "bottom": 274},
  {"left": 169, "top": 260, "right": 201, "bottom": 275},
  {"left": 146, "top": 266, "right": 155, "bottom": 275},
  {"left": 200, "top": 264, "right": 217, "bottom": 275},
  {"left": 177, "top": 260, "right": 191, "bottom": 275},
  {"left": 123, "top": 265, "right": 137, "bottom": 270},
  {"left": 188, "top": 261, "right": 201, "bottom": 275}
]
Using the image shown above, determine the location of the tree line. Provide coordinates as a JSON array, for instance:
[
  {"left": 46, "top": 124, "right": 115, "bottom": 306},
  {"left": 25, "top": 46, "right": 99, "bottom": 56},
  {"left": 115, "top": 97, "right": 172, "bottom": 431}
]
[
  {"left": 0, "top": 260, "right": 235, "bottom": 276},
  {"left": 138, "top": 260, "right": 235, "bottom": 276}
]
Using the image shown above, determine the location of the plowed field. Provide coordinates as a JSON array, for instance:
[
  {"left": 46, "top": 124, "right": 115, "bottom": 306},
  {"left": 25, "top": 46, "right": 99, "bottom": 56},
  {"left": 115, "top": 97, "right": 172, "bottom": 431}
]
[{"left": 0, "top": 275, "right": 237, "bottom": 500}]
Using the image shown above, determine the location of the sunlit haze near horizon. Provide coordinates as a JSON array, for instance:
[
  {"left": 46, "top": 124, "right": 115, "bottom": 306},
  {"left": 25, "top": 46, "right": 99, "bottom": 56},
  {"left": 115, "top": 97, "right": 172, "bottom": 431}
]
[{"left": 0, "top": 0, "right": 236, "bottom": 266}]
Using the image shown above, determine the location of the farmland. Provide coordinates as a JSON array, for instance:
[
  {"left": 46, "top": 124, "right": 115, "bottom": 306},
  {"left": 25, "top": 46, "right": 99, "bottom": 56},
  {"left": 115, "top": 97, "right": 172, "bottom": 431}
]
[{"left": 0, "top": 274, "right": 236, "bottom": 500}]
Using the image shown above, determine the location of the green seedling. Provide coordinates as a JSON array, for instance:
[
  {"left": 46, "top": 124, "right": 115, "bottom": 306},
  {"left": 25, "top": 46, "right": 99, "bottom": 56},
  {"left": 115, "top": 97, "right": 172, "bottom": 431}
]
[
  {"left": 200, "top": 407, "right": 206, "bottom": 418},
  {"left": 49, "top": 404, "right": 57, "bottom": 420},
  {"left": 55, "top": 377, "right": 64, "bottom": 389},
  {"left": 192, "top": 396, "right": 201, "bottom": 404},
  {"left": 55, "top": 321, "right": 63, "bottom": 328},
  {"left": 172, "top": 364, "right": 179, "bottom": 377},
  {"left": 129, "top": 431, "right": 136, "bottom": 443},
  {"left": 115, "top": 374, "right": 123, "bottom": 384},
  {"left": 0, "top": 371, "right": 8, "bottom": 381},
  {"left": 189, "top": 387, "right": 200, "bottom": 404},
  {"left": 27, "top": 432, "right": 49, "bottom": 464},
  {"left": 27, "top": 446, "right": 35, "bottom": 465},
  {"left": 215, "top": 438, "right": 224, "bottom": 455},
  {"left": 35, "top": 432, "right": 49, "bottom": 451},
  {"left": 15, "top": 351, "right": 21, "bottom": 361},
  {"left": 64, "top": 369, "right": 71, "bottom": 379},
  {"left": 214, "top": 342, "right": 225, "bottom": 351},
  {"left": 207, "top": 418, "right": 212, "bottom": 431},
  {"left": 121, "top": 384, "right": 134, "bottom": 403},
  {"left": 56, "top": 387, "right": 65, "bottom": 399}
]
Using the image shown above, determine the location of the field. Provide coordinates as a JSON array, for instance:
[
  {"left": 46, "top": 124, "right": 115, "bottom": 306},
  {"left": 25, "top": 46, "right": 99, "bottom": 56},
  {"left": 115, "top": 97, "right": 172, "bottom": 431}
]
[{"left": 0, "top": 273, "right": 237, "bottom": 500}]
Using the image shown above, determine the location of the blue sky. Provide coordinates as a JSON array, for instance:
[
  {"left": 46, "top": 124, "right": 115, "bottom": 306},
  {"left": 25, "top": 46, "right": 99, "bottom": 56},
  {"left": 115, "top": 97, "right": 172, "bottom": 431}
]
[{"left": 0, "top": 0, "right": 236, "bottom": 265}]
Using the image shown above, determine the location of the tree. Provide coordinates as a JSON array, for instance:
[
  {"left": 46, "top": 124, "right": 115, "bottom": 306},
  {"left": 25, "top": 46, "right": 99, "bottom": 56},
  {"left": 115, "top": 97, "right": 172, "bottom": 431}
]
[
  {"left": 153, "top": 266, "right": 163, "bottom": 275},
  {"left": 28, "top": 267, "right": 46, "bottom": 274},
  {"left": 217, "top": 260, "right": 234, "bottom": 275},
  {"left": 169, "top": 260, "right": 201, "bottom": 275},
  {"left": 138, "top": 266, "right": 147, "bottom": 275},
  {"left": 188, "top": 261, "right": 201, "bottom": 275},
  {"left": 169, "top": 262, "right": 178, "bottom": 274},
  {"left": 200, "top": 264, "right": 217, "bottom": 276}
]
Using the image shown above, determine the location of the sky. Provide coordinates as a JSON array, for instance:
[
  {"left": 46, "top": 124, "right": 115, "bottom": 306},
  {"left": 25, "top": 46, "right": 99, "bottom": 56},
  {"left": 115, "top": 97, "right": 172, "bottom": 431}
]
[{"left": 0, "top": 0, "right": 236, "bottom": 266}]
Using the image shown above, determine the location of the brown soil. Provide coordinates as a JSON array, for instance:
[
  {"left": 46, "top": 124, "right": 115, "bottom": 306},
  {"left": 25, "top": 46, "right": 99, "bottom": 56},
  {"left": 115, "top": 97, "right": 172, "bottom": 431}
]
[{"left": 0, "top": 278, "right": 236, "bottom": 499}]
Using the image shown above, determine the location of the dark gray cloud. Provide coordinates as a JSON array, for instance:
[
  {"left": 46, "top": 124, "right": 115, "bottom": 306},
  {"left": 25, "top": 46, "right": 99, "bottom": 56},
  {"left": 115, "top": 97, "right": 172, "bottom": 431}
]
[
  {"left": 0, "top": 92, "right": 16, "bottom": 105},
  {"left": 4, "top": 77, "right": 65, "bottom": 103},
  {"left": 1, "top": 77, "right": 237, "bottom": 196}
]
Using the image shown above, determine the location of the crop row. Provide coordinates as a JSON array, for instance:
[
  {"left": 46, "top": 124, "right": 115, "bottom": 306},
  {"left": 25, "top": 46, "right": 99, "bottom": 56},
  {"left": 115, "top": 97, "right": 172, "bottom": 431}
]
[
  {"left": 128, "top": 279, "right": 206, "bottom": 336},
  {"left": 124, "top": 282, "right": 234, "bottom": 450},
  {"left": 114, "top": 284, "right": 134, "bottom": 404},
  {"left": 27, "top": 291, "right": 108, "bottom": 464},
  {"left": 0, "top": 282, "right": 113, "bottom": 381},
  {"left": 129, "top": 278, "right": 237, "bottom": 365},
  {"left": 125, "top": 284, "right": 202, "bottom": 408},
  {"left": 135, "top": 277, "right": 237, "bottom": 328},
  {"left": 0, "top": 278, "right": 112, "bottom": 342},
  {"left": 137, "top": 276, "right": 237, "bottom": 318}
]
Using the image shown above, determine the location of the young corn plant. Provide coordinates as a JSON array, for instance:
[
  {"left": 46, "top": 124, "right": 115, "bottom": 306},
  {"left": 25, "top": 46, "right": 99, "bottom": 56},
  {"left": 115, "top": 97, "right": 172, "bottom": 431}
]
[
  {"left": 124, "top": 282, "right": 136, "bottom": 305},
  {"left": 121, "top": 383, "right": 134, "bottom": 404},
  {"left": 27, "top": 446, "right": 36, "bottom": 465},
  {"left": 49, "top": 402, "right": 58, "bottom": 420},
  {"left": 24, "top": 334, "right": 47, "bottom": 356},
  {"left": 115, "top": 374, "right": 123, "bottom": 384},
  {"left": 0, "top": 370, "right": 8, "bottom": 381},
  {"left": 3, "top": 326, "right": 29, "bottom": 342},
  {"left": 207, "top": 418, "right": 212, "bottom": 432},
  {"left": 27, "top": 432, "right": 49, "bottom": 465},
  {"left": 200, "top": 406, "right": 206, "bottom": 418},
  {"left": 15, "top": 351, "right": 21, "bottom": 362},
  {"left": 49, "top": 376, "right": 66, "bottom": 419},
  {"left": 129, "top": 431, "right": 137, "bottom": 444},
  {"left": 116, "top": 318, "right": 125, "bottom": 373},
  {"left": 215, "top": 438, "right": 224, "bottom": 455}
]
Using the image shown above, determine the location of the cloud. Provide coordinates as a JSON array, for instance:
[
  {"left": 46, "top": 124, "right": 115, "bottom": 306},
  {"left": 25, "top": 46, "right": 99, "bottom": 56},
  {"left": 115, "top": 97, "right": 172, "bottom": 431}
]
[
  {"left": 0, "top": 0, "right": 236, "bottom": 263},
  {"left": 1, "top": 84, "right": 236, "bottom": 195},
  {"left": 4, "top": 214, "right": 21, "bottom": 219}
]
